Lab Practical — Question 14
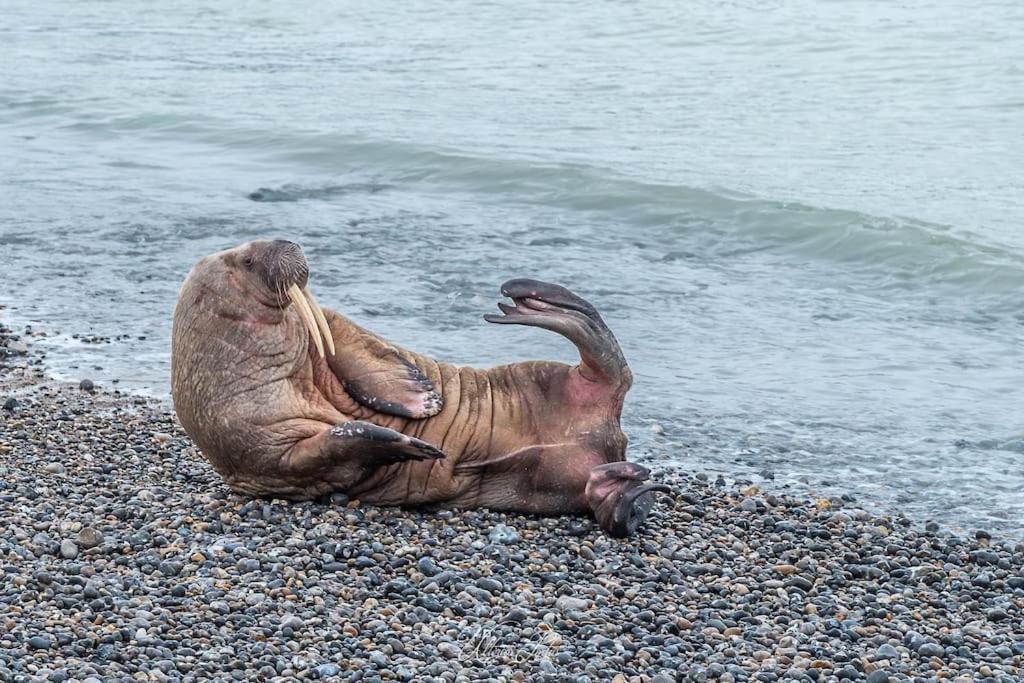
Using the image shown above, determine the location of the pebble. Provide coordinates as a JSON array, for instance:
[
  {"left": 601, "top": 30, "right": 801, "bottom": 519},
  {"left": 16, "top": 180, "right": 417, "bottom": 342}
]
[
  {"left": 77, "top": 526, "right": 104, "bottom": 549},
  {"left": 79, "top": 378, "right": 95, "bottom": 392},
  {"left": 555, "top": 595, "right": 591, "bottom": 611},
  {"left": 280, "top": 615, "right": 304, "bottom": 631},
  {"left": 28, "top": 635, "right": 52, "bottom": 650},
  {"left": 315, "top": 663, "right": 341, "bottom": 678},
  {"left": 44, "top": 462, "right": 65, "bottom": 474},
  {"left": 417, "top": 556, "right": 441, "bottom": 576},
  {"left": 488, "top": 524, "right": 520, "bottom": 544},
  {"left": 917, "top": 642, "right": 945, "bottom": 658},
  {"left": 0, "top": 344, "right": 1022, "bottom": 682},
  {"left": 236, "top": 558, "right": 260, "bottom": 573},
  {"left": 476, "top": 576, "right": 503, "bottom": 593},
  {"left": 874, "top": 644, "right": 899, "bottom": 660}
]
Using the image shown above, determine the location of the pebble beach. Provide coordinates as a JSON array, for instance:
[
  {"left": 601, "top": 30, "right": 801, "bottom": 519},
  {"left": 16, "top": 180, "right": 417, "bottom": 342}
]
[{"left": 1, "top": 324, "right": 1023, "bottom": 683}]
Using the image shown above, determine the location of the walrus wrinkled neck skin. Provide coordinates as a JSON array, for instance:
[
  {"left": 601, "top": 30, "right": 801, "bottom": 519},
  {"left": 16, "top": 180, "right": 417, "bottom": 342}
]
[{"left": 172, "top": 242, "right": 672, "bottom": 536}]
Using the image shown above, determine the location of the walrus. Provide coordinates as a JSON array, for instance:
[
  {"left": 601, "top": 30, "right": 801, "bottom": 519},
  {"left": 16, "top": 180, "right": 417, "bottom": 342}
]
[{"left": 171, "top": 239, "right": 672, "bottom": 536}]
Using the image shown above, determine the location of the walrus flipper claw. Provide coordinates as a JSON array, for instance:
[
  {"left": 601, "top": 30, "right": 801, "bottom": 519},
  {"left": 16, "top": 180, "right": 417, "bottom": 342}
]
[
  {"left": 319, "top": 309, "right": 443, "bottom": 419},
  {"left": 330, "top": 421, "right": 446, "bottom": 463},
  {"left": 341, "top": 358, "right": 442, "bottom": 419}
]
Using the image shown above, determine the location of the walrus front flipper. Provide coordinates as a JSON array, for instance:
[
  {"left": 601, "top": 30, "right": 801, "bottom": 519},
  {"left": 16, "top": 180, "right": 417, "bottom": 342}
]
[
  {"left": 484, "top": 279, "right": 629, "bottom": 386},
  {"left": 329, "top": 421, "right": 446, "bottom": 463},
  {"left": 280, "top": 420, "right": 445, "bottom": 484},
  {"left": 321, "top": 310, "right": 443, "bottom": 419}
]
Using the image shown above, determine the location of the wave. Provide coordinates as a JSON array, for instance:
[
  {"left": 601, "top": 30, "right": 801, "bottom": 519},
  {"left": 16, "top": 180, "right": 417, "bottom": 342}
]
[
  {"left": 4, "top": 96, "right": 1024, "bottom": 302},
  {"left": 256, "top": 133, "right": 1024, "bottom": 303},
  {"left": 247, "top": 182, "right": 391, "bottom": 202}
]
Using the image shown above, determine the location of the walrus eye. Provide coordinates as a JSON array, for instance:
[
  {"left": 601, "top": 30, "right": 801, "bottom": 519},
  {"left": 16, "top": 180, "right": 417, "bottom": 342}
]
[{"left": 243, "top": 256, "right": 254, "bottom": 269}]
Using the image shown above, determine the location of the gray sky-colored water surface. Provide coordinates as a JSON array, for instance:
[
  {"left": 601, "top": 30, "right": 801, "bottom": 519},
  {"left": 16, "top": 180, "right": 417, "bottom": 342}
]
[{"left": 1, "top": 0, "right": 1023, "bottom": 535}]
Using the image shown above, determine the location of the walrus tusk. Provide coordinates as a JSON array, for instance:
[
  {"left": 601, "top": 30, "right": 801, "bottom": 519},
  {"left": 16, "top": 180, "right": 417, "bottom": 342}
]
[
  {"left": 287, "top": 284, "right": 325, "bottom": 358},
  {"left": 303, "top": 287, "right": 335, "bottom": 356}
]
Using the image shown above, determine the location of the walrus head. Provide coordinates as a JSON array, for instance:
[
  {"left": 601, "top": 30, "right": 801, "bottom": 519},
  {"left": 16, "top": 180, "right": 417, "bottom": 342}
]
[{"left": 199, "top": 239, "right": 335, "bottom": 357}]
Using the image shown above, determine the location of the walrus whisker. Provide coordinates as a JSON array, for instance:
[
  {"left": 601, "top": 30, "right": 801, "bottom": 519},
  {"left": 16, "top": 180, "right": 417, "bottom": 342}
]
[
  {"left": 287, "top": 284, "right": 325, "bottom": 358},
  {"left": 303, "top": 286, "right": 336, "bottom": 356}
]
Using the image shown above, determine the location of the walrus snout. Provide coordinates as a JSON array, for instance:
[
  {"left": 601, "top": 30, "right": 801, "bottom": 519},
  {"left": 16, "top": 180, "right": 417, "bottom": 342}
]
[
  {"left": 241, "top": 239, "right": 334, "bottom": 358},
  {"left": 240, "top": 238, "right": 309, "bottom": 293},
  {"left": 267, "top": 239, "right": 309, "bottom": 291}
]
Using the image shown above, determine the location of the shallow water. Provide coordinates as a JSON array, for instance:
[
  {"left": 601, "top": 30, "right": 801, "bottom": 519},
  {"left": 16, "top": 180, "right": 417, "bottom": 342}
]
[{"left": 2, "top": 0, "right": 1023, "bottom": 534}]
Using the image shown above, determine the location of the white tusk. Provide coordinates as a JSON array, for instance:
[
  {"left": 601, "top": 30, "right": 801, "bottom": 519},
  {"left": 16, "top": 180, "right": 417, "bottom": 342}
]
[
  {"left": 303, "top": 287, "right": 335, "bottom": 356},
  {"left": 287, "top": 284, "right": 325, "bottom": 358}
]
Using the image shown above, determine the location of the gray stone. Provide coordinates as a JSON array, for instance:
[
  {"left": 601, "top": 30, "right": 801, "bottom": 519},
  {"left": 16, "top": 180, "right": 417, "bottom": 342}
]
[
  {"left": 315, "top": 663, "right": 341, "bottom": 678},
  {"left": 28, "top": 635, "right": 52, "bottom": 650},
  {"left": 556, "top": 595, "right": 591, "bottom": 611},
  {"left": 487, "top": 524, "right": 520, "bottom": 544},
  {"left": 874, "top": 644, "right": 899, "bottom": 660}
]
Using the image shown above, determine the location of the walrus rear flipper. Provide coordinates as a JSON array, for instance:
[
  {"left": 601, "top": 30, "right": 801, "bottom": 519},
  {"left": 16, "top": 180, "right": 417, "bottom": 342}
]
[
  {"left": 586, "top": 462, "right": 672, "bottom": 537},
  {"left": 484, "top": 279, "right": 629, "bottom": 386},
  {"left": 321, "top": 310, "right": 443, "bottom": 419}
]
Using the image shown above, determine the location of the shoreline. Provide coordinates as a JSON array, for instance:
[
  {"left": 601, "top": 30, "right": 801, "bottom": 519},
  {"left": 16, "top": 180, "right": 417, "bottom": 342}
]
[{"left": 2, "top": 324, "right": 1023, "bottom": 682}]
